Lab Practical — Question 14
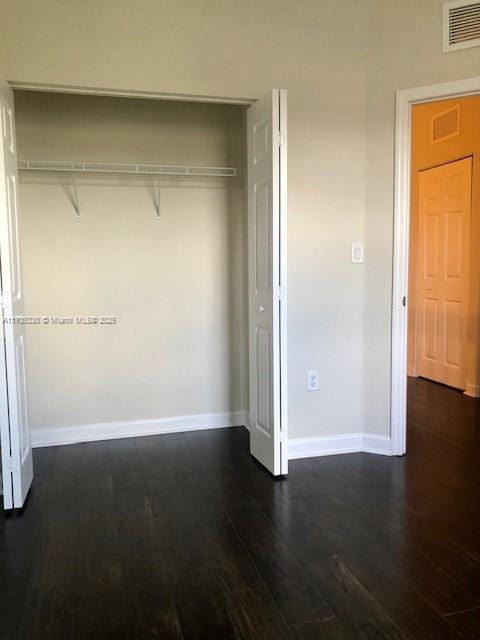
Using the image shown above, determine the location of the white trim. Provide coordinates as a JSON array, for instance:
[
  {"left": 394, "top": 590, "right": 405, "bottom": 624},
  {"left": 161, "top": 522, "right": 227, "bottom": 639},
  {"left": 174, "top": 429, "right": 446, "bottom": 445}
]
[
  {"left": 362, "top": 434, "right": 393, "bottom": 456},
  {"left": 288, "top": 434, "right": 362, "bottom": 459},
  {"left": 30, "top": 414, "right": 394, "bottom": 460},
  {"left": 392, "top": 75, "right": 480, "bottom": 457},
  {"left": 391, "top": 88, "right": 411, "bottom": 457},
  {"left": 279, "top": 88, "right": 288, "bottom": 475},
  {"left": 9, "top": 80, "right": 255, "bottom": 106},
  {"left": 288, "top": 433, "right": 393, "bottom": 460},
  {"left": 464, "top": 383, "right": 480, "bottom": 398},
  {"left": 30, "top": 411, "right": 248, "bottom": 448}
]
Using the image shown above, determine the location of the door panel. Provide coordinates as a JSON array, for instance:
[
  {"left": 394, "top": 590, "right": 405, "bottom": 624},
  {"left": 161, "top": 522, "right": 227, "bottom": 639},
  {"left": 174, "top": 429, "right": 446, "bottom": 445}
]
[
  {"left": 0, "top": 76, "right": 33, "bottom": 509},
  {"left": 423, "top": 214, "right": 440, "bottom": 277},
  {"left": 417, "top": 157, "right": 472, "bottom": 389},
  {"left": 255, "top": 182, "right": 270, "bottom": 291},
  {"left": 423, "top": 299, "right": 438, "bottom": 360},
  {"left": 7, "top": 176, "right": 22, "bottom": 299},
  {"left": 247, "top": 90, "right": 287, "bottom": 476},
  {"left": 255, "top": 328, "right": 271, "bottom": 434},
  {"left": 445, "top": 212, "right": 462, "bottom": 278},
  {"left": 445, "top": 300, "right": 461, "bottom": 366}
]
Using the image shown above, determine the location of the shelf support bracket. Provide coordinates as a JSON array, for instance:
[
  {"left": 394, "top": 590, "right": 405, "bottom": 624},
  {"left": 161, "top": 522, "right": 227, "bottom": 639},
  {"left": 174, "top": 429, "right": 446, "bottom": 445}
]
[
  {"left": 72, "top": 172, "right": 80, "bottom": 221},
  {"left": 154, "top": 179, "right": 160, "bottom": 220}
]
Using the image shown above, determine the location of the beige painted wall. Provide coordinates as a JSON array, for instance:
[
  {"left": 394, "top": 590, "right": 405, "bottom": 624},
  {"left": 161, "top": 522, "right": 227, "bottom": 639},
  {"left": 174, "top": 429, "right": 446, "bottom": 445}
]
[
  {"left": 0, "top": 0, "right": 370, "bottom": 439},
  {"left": 15, "top": 91, "right": 247, "bottom": 429},
  {"left": 364, "top": 0, "right": 480, "bottom": 434}
]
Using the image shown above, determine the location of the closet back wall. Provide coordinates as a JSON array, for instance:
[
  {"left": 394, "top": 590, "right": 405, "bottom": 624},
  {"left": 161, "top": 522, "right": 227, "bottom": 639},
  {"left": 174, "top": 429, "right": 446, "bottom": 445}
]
[{"left": 15, "top": 91, "right": 247, "bottom": 443}]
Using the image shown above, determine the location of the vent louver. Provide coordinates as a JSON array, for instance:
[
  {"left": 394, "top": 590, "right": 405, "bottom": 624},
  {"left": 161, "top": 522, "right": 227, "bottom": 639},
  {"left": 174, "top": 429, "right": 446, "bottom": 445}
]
[{"left": 444, "top": 0, "right": 480, "bottom": 51}]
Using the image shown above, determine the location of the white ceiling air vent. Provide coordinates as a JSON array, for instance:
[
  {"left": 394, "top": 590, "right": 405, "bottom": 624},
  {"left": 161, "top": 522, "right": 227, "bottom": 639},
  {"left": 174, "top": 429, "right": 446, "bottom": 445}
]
[{"left": 443, "top": 0, "right": 480, "bottom": 52}]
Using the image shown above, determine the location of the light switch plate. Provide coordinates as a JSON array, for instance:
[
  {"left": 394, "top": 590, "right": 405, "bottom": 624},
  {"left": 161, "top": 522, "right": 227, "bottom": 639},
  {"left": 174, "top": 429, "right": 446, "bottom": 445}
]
[
  {"left": 351, "top": 243, "right": 364, "bottom": 264},
  {"left": 307, "top": 370, "right": 319, "bottom": 392}
]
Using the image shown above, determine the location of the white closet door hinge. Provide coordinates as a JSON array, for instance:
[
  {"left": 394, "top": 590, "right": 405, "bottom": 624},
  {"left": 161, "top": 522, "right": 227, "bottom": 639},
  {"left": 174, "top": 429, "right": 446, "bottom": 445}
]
[
  {"left": 0, "top": 294, "right": 6, "bottom": 310},
  {"left": 276, "top": 131, "right": 286, "bottom": 148},
  {"left": 6, "top": 456, "right": 18, "bottom": 473},
  {"left": 276, "top": 286, "right": 286, "bottom": 301}
]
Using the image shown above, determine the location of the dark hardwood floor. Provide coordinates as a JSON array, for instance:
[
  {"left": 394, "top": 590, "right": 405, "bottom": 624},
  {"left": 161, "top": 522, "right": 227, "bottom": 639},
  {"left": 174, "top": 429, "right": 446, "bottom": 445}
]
[{"left": 1, "top": 377, "right": 479, "bottom": 639}]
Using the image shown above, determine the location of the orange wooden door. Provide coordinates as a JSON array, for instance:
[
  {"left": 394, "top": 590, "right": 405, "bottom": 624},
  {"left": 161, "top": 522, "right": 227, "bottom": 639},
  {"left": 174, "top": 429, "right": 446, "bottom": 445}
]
[{"left": 417, "top": 157, "right": 472, "bottom": 389}]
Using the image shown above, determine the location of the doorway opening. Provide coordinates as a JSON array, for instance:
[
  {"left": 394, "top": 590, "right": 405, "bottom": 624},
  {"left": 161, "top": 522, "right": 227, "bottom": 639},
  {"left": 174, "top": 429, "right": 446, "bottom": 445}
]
[
  {"left": 408, "top": 97, "right": 480, "bottom": 395},
  {"left": 407, "top": 95, "right": 480, "bottom": 451},
  {"left": 391, "top": 76, "right": 480, "bottom": 456}
]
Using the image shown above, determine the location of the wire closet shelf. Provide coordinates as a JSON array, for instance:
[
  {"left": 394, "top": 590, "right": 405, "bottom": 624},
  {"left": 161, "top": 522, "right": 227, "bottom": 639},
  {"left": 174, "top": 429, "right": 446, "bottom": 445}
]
[
  {"left": 17, "top": 161, "right": 238, "bottom": 220},
  {"left": 17, "top": 160, "right": 238, "bottom": 177}
]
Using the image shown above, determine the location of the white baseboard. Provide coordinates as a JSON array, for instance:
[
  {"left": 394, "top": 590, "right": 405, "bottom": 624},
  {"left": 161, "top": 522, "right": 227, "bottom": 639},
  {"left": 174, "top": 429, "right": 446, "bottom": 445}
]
[
  {"left": 464, "top": 383, "right": 480, "bottom": 398},
  {"left": 288, "top": 433, "right": 363, "bottom": 459},
  {"left": 244, "top": 414, "right": 392, "bottom": 458},
  {"left": 30, "top": 410, "right": 248, "bottom": 448},
  {"left": 361, "top": 434, "right": 393, "bottom": 455},
  {"left": 288, "top": 433, "right": 393, "bottom": 460},
  {"left": 31, "top": 412, "right": 394, "bottom": 460}
]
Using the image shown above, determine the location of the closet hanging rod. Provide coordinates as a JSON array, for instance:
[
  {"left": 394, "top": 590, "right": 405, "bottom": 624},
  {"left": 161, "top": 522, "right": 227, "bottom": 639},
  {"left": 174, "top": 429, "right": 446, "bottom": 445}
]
[{"left": 17, "top": 160, "right": 238, "bottom": 178}]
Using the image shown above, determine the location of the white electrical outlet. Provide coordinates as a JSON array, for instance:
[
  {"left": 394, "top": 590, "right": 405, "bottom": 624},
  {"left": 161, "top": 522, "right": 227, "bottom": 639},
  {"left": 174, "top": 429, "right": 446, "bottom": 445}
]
[{"left": 307, "top": 370, "right": 319, "bottom": 391}]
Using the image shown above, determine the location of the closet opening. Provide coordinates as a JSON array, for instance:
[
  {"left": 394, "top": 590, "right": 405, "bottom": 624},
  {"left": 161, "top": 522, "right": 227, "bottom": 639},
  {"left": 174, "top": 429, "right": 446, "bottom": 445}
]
[
  {"left": 0, "top": 84, "right": 288, "bottom": 509},
  {"left": 16, "top": 90, "right": 248, "bottom": 444}
]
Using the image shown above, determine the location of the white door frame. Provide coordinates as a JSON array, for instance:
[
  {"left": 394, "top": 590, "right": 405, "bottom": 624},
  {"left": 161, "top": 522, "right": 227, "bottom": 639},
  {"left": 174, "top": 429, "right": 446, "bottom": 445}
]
[
  {"left": 8, "top": 80, "right": 255, "bottom": 106},
  {"left": 391, "top": 75, "right": 480, "bottom": 456}
]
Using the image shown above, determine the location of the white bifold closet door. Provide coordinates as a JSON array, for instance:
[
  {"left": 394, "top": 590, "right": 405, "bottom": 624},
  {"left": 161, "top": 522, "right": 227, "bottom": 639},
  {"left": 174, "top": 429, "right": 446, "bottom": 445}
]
[
  {"left": 0, "top": 74, "right": 33, "bottom": 509},
  {"left": 247, "top": 89, "right": 288, "bottom": 476}
]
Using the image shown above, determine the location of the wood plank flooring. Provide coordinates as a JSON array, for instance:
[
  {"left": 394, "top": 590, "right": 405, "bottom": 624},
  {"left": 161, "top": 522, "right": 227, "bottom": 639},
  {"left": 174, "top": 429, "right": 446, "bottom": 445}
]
[{"left": 0, "top": 377, "right": 479, "bottom": 639}]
